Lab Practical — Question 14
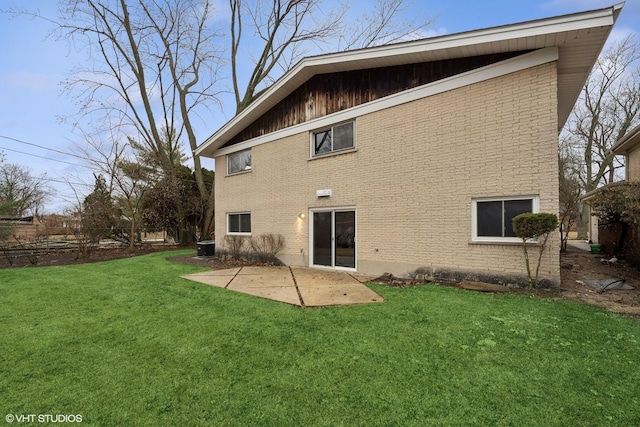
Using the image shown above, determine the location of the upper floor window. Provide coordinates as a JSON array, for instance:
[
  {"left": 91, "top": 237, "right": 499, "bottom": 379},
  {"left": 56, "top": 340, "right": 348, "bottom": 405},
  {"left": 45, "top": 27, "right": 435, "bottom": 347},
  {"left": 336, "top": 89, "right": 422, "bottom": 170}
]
[
  {"left": 312, "top": 122, "right": 354, "bottom": 157},
  {"left": 472, "top": 196, "right": 539, "bottom": 243},
  {"left": 228, "top": 149, "right": 252, "bottom": 174}
]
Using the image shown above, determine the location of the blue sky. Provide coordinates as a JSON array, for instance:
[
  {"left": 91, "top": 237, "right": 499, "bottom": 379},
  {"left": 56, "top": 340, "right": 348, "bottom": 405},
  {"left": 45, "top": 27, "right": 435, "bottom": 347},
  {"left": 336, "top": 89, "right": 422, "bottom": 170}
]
[{"left": 0, "top": 0, "right": 638, "bottom": 213}]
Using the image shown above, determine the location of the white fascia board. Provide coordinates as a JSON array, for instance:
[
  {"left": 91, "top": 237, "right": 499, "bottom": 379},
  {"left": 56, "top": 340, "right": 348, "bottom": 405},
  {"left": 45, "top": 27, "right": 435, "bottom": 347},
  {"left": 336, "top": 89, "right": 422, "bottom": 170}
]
[
  {"left": 195, "top": 5, "right": 617, "bottom": 157},
  {"left": 611, "top": 123, "right": 640, "bottom": 154},
  {"left": 214, "top": 47, "right": 558, "bottom": 157}
]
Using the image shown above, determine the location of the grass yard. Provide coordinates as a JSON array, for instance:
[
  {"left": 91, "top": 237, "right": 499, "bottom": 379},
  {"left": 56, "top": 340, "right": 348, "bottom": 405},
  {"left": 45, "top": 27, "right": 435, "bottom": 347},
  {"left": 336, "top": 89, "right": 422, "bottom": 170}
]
[{"left": 1, "top": 250, "right": 639, "bottom": 426}]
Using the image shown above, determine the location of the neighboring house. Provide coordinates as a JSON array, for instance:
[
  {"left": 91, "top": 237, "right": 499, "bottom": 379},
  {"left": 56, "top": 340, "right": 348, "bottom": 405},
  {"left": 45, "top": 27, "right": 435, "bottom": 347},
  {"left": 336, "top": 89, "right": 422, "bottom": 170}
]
[
  {"left": 196, "top": 5, "right": 623, "bottom": 287},
  {"left": 42, "top": 213, "right": 78, "bottom": 236},
  {"left": 587, "top": 124, "right": 640, "bottom": 263},
  {"left": 0, "top": 216, "right": 44, "bottom": 242},
  {"left": 611, "top": 125, "right": 640, "bottom": 182}
]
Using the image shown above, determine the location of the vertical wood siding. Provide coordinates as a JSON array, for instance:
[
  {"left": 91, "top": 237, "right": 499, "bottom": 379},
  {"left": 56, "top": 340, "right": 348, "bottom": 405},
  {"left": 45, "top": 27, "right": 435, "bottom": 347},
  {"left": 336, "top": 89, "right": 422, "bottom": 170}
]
[{"left": 224, "top": 51, "right": 529, "bottom": 147}]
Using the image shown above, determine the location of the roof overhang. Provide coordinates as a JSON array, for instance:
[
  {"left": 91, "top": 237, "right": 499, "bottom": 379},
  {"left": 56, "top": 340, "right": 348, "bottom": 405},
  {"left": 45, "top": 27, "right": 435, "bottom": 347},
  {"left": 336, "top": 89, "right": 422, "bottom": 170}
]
[
  {"left": 611, "top": 123, "right": 640, "bottom": 155},
  {"left": 582, "top": 180, "right": 629, "bottom": 201},
  {"left": 196, "top": 3, "right": 623, "bottom": 158}
]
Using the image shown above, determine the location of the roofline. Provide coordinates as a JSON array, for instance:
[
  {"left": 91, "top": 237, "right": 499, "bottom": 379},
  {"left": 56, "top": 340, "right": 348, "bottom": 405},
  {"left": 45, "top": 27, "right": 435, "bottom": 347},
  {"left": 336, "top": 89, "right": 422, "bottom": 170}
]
[
  {"left": 215, "top": 48, "right": 559, "bottom": 157},
  {"left": 582, "top": 180, "right": 629, "bottom": 201},
  {"left": 196, "top": 3, "right": 623, "bottom": 157},
  {"left": 611, "top": 123, "right": 640, "bottom": 155}
]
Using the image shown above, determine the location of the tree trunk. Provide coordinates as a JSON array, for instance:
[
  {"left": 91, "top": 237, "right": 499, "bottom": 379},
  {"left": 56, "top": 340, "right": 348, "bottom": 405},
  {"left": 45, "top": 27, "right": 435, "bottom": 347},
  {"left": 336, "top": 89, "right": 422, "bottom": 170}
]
[
  {"left": 576, "top": 208, "right": 590, "bottom": 240},
  {"left": 129, "top": 218, "right": 136, "bottom": 253},
  {"left": 202, "top": 180, "right": 215, "bottom": 240}
]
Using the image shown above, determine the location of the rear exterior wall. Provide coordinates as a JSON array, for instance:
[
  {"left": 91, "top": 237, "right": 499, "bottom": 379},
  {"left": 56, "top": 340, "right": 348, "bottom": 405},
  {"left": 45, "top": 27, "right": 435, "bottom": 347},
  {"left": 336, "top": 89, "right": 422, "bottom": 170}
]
[{"left": 214, "top": 62, "right": 560, "bottom": 285}]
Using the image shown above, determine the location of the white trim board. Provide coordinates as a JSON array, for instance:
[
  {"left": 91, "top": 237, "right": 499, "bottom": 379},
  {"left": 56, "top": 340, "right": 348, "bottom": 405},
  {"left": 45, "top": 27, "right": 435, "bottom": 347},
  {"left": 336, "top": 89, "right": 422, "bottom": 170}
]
[{"left": 214, "top": 47, "right": 558, "bottom": 157}]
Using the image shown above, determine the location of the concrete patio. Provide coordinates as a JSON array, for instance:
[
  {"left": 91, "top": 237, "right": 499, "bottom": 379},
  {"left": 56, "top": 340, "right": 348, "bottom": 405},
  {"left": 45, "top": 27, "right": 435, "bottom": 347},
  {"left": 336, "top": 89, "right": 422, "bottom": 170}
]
[{"left": 181, "top": 266, "right": 384, "bottom": 307}]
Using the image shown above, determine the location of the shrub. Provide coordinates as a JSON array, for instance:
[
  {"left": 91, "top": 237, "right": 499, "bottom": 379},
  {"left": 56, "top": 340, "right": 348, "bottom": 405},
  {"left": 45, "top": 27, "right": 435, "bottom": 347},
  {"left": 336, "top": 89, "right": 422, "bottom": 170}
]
[
  {"left": 512, "top": 213, "right": 558, "bottom": 290},
  {"left": 223, "top": 235, "right": 248, "bottom": 258},
  {"left": 249, "top": 233, "right": 285, "bottom": 263},
  {"left": 590, "top": 182, "right": 640, "bottom": 226}
]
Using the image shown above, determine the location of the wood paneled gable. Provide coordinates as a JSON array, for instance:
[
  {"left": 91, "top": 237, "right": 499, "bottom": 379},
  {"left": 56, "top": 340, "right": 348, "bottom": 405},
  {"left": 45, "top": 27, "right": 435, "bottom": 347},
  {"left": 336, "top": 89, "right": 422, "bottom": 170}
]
[{"left": 224, "top": 51, "right": 530, "bottom": 147}]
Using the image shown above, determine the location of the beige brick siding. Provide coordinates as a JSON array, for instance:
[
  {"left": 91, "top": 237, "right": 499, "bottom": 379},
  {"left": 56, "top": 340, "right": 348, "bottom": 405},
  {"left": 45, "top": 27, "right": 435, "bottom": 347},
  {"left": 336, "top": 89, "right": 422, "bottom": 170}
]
[
  {"left": 628, "top": 148, "right": 640, "bottom": 182},
  {"left": 214, "top": 62, "right": 560, "bottom": 285}
]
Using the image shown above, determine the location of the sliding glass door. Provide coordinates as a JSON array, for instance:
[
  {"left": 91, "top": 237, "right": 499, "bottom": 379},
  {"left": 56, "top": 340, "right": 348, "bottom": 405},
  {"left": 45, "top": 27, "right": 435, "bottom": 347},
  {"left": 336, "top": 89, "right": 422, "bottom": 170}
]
[{"left": 312, "top": 209, "right": 356, "bottom": 269}]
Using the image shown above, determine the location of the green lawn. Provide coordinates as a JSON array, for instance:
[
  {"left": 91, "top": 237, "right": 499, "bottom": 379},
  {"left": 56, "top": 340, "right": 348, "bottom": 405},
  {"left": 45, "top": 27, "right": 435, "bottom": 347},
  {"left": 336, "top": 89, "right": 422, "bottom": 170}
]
[{"left": 1, "top": 250, "right": 639, "bottom": 426}]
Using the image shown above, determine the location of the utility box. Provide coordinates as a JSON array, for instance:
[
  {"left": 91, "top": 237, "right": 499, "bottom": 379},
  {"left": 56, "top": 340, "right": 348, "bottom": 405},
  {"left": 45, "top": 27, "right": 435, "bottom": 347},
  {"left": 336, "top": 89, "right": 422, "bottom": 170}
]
[{"left": 197, "top": 240, "right": 215, "bottom": 257}]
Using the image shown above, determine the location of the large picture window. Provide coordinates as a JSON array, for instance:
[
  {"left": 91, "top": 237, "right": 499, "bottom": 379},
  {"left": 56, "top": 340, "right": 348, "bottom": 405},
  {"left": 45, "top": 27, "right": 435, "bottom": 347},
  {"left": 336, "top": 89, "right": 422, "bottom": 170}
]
[
  {"left": 227, "top": 213, "right": 251, "bottom": 234},
  {"left": 227, "top": 149, "right": 252, "bottom": 174},
  {"left": 312, "top": 122, "right": 354, "bottom": 157},
  {"left": 472, "top": 196, "right": 538, "bottom": 242}
]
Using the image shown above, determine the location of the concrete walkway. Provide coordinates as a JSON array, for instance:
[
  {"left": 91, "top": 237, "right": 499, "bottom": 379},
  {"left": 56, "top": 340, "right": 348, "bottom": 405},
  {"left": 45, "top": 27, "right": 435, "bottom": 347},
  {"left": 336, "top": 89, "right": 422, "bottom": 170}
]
[
  {"left": 181, "top": 266, "right": 384, "bottom": 307},
  {"left": 567, "top": 240, "right": 593, "bottom": 251}
]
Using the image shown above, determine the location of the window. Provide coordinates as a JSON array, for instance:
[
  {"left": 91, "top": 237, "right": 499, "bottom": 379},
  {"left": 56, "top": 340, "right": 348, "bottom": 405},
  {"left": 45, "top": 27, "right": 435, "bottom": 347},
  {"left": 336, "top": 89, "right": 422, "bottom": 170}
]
[
  {"left": 228, "top": 149, "right": 252, "bottom": 174},
  {"left": 472, "top": 196, "right": 538, "bottom": 242},
  {"left": 312, "top": 122, "right": 354, "bottom": 156},
  {"left": 227, "top": 213, "right": 251, "bottom": 234}
]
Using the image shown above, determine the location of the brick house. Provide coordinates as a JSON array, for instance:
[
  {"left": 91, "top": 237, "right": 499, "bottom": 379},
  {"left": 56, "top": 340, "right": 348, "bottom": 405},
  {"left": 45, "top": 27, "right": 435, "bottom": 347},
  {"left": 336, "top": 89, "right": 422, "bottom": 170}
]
[
  {"left": 196, "top": 5, "right": 622, "bottom": 287},
  {"left": 612, "top": 125, "right": 640, "bottom": 182},
  {"left": 588, "top": 124, "right": 640, "bottom": 263},
  {"left": 0, "top": 216, "right": 44, "bottom": 242}
]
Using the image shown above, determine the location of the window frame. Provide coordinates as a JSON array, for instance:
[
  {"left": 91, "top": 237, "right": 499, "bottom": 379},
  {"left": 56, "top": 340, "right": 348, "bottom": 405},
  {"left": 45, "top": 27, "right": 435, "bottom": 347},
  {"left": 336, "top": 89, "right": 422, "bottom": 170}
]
[
  {"left": 310, "top": 121, "right": 355, "bottom": 158},
  {"left": 227, "top": 212, "right": 252, "bottom": 235},
  {"left": 227, "top": 149, "right": 252, "bottom": 175},
  {"left": 471, "top": 195, "right": 540, "bottom": 243}
]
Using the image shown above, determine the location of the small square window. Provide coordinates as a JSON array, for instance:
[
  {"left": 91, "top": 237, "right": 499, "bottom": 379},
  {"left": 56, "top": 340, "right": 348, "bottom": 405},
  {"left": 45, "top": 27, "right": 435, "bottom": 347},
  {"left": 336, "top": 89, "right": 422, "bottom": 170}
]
[
  {"left": 228, "top": 213, "right": 251, "bottom": 234},
  {"left": 472, "top": 197, "right": 538, "bottom": 242},
  {"left": 228, "top": 149, "right": 252, "bottom": 174},
  {"left": 312, "top": 122, "right": 354, "bottom": 156}
]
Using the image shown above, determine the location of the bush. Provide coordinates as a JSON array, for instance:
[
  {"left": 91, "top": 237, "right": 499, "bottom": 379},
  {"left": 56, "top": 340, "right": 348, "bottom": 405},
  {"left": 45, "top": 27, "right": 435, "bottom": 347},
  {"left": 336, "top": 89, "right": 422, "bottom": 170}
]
[
  {"left": 512, "top": 213, "right": 558, "bottom": 241},
  {"left": 249, "top": 233, "right": 285, "bottom": 263},
  {"left": 512, "top": 213, "right": 558, "bottom": 290},
  {"left": 590, "top": 182, "right": 640, "bottom": 226},
  {"left": 223, "top": 235, "right": 248, "bottom": 258}
]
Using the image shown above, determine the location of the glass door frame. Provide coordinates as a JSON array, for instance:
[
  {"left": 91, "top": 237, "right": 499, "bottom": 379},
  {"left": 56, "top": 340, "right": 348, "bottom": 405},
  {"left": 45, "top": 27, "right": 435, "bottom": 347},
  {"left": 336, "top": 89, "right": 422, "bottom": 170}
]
[{"left": 309, "top": 207, "right": 357, "bottom": 271}]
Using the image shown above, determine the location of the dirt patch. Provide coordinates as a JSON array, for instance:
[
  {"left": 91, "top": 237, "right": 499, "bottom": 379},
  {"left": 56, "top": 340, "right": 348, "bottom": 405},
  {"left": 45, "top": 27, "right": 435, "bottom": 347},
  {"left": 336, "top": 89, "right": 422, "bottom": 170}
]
[
  {"left": 559, "top": 245, "right": 640, "bottom": 317},
  {"left": 165, "top": 254, "right": 262, "bottom": 269}
]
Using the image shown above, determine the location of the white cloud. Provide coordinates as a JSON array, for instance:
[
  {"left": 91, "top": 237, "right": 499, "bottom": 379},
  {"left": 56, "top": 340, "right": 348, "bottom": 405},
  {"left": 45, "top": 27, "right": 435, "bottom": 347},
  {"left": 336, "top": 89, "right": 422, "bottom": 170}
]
[{"left": 420, "top": 27, "right": 449, "bottom": 39}]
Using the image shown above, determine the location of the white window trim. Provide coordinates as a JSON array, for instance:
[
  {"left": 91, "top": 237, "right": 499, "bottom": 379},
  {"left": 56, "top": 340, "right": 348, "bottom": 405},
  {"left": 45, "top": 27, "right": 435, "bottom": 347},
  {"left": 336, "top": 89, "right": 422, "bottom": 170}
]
[
  {"left": 471, "top": 195, "right": 540, "bottom": 244},
  {"left": 227, "top": 212, "right": 252, "bottom": 235},
  {"left": 309, "top": 121, "right": 356, "bottom": 158},
  {"left": 227, "top": 149, "right": 252, "bottom": 176}
]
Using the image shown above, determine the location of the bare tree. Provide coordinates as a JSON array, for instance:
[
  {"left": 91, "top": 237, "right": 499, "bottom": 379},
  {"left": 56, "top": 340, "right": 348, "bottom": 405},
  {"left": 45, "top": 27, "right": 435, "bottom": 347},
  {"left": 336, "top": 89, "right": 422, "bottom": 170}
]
[
  {"left": 561, "top": 35, "right": 640, "bottom": 237},
  {"left": 112, "top": 159, "right": 148, "bottom": 252},
  {"left": 558, "top": 148, "right": 582, "bottom": 251},
  {"left": 73, "top": 136, "right": 150, "bottom": 251},
  {"left": 10, "top": 0, "right": 224, "bottom": 237},
  {"left": 230, "top": 0, "right": 435, "bottom": 113},
  {"left": 337, "top": 0, "right": 437, "bottom": 50},
  {"left": 0, "top": 163, "right": 48, "bottom": 217}
]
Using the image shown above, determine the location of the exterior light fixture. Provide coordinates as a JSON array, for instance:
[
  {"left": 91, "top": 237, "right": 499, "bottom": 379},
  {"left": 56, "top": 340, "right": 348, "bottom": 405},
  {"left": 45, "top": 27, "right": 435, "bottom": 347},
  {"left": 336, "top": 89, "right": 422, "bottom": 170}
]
[{"left": 298, "top": 213, "right": 306, "bottom": 219}]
